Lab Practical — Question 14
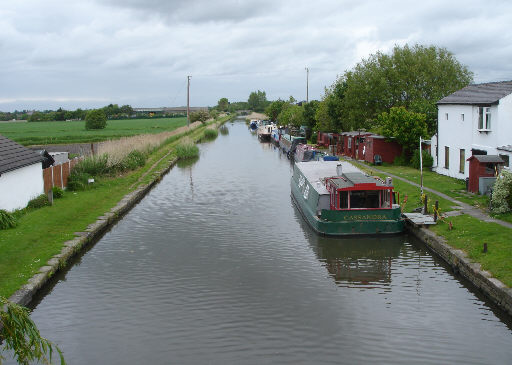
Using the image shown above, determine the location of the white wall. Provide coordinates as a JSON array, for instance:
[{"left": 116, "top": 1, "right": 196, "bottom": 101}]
[
  {"left": 0, "top": 163, "right": 44, "bottom": 211},
  {"left": 435, "top": 104, "right": 474, "bottom": 179}
]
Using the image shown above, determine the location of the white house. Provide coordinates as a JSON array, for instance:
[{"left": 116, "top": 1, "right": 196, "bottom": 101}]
[
  {"left": 431, "top": 81, "right": 512, "bottom": 179},
  {"left": 0, "top": 134, "right": 44, "bottom": 211}
]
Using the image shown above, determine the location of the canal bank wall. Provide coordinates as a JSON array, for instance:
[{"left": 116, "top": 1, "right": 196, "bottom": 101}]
[
  {"left": 405, "top": 220, "right": 512, "bottom": 316},
  {"left": 8, "top": 156, "right": 179, "bottom": 307}
]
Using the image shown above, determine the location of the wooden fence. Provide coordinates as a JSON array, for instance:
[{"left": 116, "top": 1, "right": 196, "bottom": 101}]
[{"left": 43, "top": 158, "right": 81, "bottom": 193}]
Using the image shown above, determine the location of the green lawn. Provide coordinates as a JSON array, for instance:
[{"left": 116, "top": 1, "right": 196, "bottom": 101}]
[
  {"left": 431, "top": 214, "right": 512, "bottom": 287},
  {"left": 371, "top": 164, "right": 489, "bottom": 208},
  {"left": 0, "top": 117, "right": 187, "bottom": 145}
]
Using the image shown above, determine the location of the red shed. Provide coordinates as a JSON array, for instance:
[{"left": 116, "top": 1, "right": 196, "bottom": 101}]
[
  {"left": 361, "top": 134, "right": 402, "bottom": 164},
  {"left": 341, "top": 131, "right": 372, "bottom": 159},
  {"left": 466, "top": 155, "right": 504, "bottom": 193}
]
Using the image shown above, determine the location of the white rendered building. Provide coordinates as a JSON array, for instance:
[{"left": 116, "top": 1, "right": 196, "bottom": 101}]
[
  {"left": 0, "top": 135, "right": 44, "bottom": 211},
  {"left": 431, "top": 81, "right": 512, "bottom": 179}
]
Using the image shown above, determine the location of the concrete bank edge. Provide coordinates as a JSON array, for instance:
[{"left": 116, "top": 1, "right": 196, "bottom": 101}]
[
  {"left": 8, "top": 157, "right": 179, "bottom": 307},
  {"left": 405, "top": 220, "right": 512, "bottom": 316}
]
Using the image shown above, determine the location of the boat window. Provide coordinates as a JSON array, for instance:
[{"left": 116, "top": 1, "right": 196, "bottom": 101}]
[
  {"left": 350, "top": 191, "right": 380, "bottom": 209},
  {"left": 339, "top": 191, "right": 348, "bottom": 209}
]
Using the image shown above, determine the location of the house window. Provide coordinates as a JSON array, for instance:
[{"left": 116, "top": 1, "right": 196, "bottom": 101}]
[
  {"left": 445, "top": 146, "right": 449, "bottom": 169},
  {"left": 461, "top": 113, "right": 464, "bottom": 121},
  {"left": 459, "top": 149, "right": 465, "bottom": 174},
  {"left": 348, "top": 138, "right": 351, "bottom": 149},
  {"left": 445, "top": 113, "right": 449, "bottom": 120},
  {"left": 499, "top": 154, "right": 510, "bottom": 168},
  {"left": 478, "top": 107, "right": 491, "bottom": 130}
]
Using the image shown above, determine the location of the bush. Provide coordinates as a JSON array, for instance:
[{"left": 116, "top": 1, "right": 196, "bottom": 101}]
[
  {"left": 27, "top": 194, "right": 50, "bottom": 209},
  {"left": 67, "top": 171, "right": 92, "bottom": 191},
  {"left": 116, "top": 150, "right": 146, "bottom": 172},
  {"left": 52, "top": 186, "right": 64, "bottom": 199},
  {"left": 310, "top": 133, "right": 318, "bottom": 145},
  {"left": 85, "top": 109, "right": 107, "bottom": 130},
  {"left": 0, "top": 210, "right": 17, "bottom": 230},
  {"left": 411, "top": 149, "right": 433, "bottom": 169},
  {"left": 491, "top": 170, "right": 512, "bottom": 214},
  {"left": 75, "top": 155, "right": 109, "bottom": 176},
  {"left": 393, "top": 153, "right": 408, "bottom": 166}
]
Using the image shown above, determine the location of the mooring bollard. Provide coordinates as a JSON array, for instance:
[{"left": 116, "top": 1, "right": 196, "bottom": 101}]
[
  {"left": 424, "top": 195, "right": 428, "bottom": 215},
  {"left": 483, "top": 243, "right": 488, "bottom": 253},
  {"left": 47, "top": 189, "right": 53, "bottom": 206}
]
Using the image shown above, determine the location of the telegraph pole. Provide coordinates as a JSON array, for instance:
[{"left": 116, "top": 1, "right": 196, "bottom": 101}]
[
  {"left": 305, "top": 67, "right": 309, "bottom": 103},
  {"left": 187, "top": 75, "right": 191, "bottom": 126}
]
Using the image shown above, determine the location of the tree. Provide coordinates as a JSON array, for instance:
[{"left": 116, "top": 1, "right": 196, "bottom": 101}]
[
  {"left": 302, "top": 100, "right": 319, "bottom": 130},
  {"left": 265, "top": 99, "right": 288, "bottom": 123},
  {"left": 315, "top": 79, "right": 348, "bottom": 132},
  {"left": 217, "top": 98, "right": 229, "bottom": 112},
  {"left": 342, "top": 44, "right": 473, "bottom": 134},
  {"left": 278, "top": 104, "right": 304, "bottom": 127},
  {"left": 85, "top": 109, "right": 107, "bottom": 130},
  {"left": 1, "top": 297, "right": 65, "bottom": 364},
  {"left": 120, "top": 105, "right": 133, "bottom": 117},
  {"left": 247, "top": 90, "right": 268, "bottom": 112},
  {"left": 190, "top": 110, "right": 210, "bottom": 124},
  {"left": 377, "top": 106, "right": 428, "bottom": 156}
]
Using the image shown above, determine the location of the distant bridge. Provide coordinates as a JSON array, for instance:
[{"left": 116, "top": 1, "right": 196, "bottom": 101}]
[{"left": 133, "top": 107, "right": 208, "bottom": 113}]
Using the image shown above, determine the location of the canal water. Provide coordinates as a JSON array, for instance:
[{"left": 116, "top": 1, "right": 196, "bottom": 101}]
[{"left": 18, "top": 121, "right": 512, "bottom": 364}]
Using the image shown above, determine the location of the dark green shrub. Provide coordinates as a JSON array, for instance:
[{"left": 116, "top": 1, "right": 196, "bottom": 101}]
[
  {"left": 411, "top": 149, "right": 434, "bottom": 169},
  {"left": 52, "top": 186, "right": 64, "bottom": 198},
  {"left": 75, "top": 155, "right": 109, "bottom": 176},
  {"left": 67, "top": 171, "right": 92, "bottom": 191},
  {"left": 85, "top": 109, "right": 107, "bottom": 130},
  {"left": 310, "top": 133, "right": 318, "bottom": 145},
  {"left": 27, "top": 194, "right": 50, "bottom": 209},
  {"left": 116, "top": 150, "right": 146, "bottom": 171},
  {"left": 393, "top": 153, "right": 408, "bottom": 166},
  {"left": 0, "top": 209, "right": 17, "bottom": 230}
]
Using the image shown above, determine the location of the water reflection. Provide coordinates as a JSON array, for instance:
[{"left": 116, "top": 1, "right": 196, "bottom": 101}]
[
  {"left": 176, "top": 156, "right": 199, "bottom": 168},
  {"left": 219, "top": 125, "right": 229, "bottom": 135}
]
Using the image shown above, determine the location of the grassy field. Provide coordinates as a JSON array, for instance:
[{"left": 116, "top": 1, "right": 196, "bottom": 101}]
[
  {"left": 0, "top": 118, "right": 223, "bottom": 298},
  {"left": 0, "top": 117, "right": 188, "bottom": 145}
]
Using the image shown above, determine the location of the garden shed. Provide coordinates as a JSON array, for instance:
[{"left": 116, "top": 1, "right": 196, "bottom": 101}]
[
  {"left": 0, "top": 134, "right": 44, "bottom": 211},
  {"left": 466, "top": 155, "right": 504, "bottom": 194},
  {"left": 363, "top": 134, "right": 403, "bottom": 164}
]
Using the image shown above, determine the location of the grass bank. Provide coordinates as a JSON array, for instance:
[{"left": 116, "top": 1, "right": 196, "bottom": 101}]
[
  {"left": 0, "top": 117, "right": 187, "bottom": 145},
  {"left": 0, "top": 118, "right": 228, "bottom": 298},
  {"left": 348, "top": 160, "right": 511, "bottom": 288}
]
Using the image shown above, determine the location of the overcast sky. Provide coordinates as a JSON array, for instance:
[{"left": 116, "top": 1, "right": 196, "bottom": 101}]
[{"left": 1, "top": 0, "right": 511, "bottom": 111}]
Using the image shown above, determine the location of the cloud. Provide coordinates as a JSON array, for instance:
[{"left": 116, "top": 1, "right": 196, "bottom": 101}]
[{"left": 1, "top": 0, "right": 511, "bottom": 111}]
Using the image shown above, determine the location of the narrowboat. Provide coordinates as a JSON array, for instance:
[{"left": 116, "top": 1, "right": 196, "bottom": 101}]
[
  {"left": 257, "top": 124, "right": 274, "bottom": 142},
  {"left": 280, "top": 134, "right": 307, "bottom": 158},
  {"left": 294, "top": 144, "right": 320, "bottom": 162},
  {"left": 291, "top": 161, "right": 404, "bottom": 236}
]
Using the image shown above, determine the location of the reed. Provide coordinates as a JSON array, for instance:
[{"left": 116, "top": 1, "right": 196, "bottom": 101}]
[
  {"left": 175, "top": 137, "right": 199, "bottom": 159},
  {"left": 202, "top": 125, "right": 219, "bottom": 141}
]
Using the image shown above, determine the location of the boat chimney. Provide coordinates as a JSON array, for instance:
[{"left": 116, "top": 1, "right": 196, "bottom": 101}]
[
  {"left": 386, "top": 177, "right": 393, "bottom": 186},
  {"left": 336, "top": 164, "right": 343, "bottom": 176}
]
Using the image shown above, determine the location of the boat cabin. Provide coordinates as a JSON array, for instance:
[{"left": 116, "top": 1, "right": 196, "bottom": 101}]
[{"left": 325, "top": 172, "right": 396, "bottom": 210}]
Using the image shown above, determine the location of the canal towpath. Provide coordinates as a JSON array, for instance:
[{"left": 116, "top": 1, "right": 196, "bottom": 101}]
[{"left": 344, "top": 157, "right": 512, "bottom": 229}]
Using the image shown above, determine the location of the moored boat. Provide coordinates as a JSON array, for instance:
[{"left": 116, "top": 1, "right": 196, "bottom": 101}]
[
  {"left": 257, "top": 124, "right": 274, "bottom": 142},
  {"left": 279, "top": 134, "right": 307, "bottom": 158},
  {"left": 291, "top": 161, "right": 404, "bottom": 236},
  {"left": 249, "top": 119, "right": 259, "bottom": 130}
]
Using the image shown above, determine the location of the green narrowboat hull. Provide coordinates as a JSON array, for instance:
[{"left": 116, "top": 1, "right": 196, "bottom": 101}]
[{"left": 291, "top": 173, "right": 404, "bottom": 236}]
